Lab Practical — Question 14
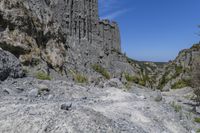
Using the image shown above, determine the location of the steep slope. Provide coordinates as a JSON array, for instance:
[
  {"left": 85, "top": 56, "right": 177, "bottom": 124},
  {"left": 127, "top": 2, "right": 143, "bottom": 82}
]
[
  {"left": 157, "top": 43, "right": 200, "bottom": 90},
  {"left": 0, "top": 0, "right": 135, "bottom": 81}
]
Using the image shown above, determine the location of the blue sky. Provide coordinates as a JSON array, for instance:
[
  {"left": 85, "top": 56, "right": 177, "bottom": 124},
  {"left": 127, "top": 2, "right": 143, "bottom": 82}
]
[{"left": 99, "top": 0, "right": 200, "bottom": 62}]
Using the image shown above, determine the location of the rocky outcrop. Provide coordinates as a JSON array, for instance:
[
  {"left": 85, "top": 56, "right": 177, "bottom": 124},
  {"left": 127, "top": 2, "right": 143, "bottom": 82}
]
[
  {"left": 0, "top": 48, "right": 24, "bottom": 81},
  {"left": 99, "top": 20, "right": 121, "bottom": 52},
  {"left": 0, "top": 0, "right": 126, "bottom": 80},
  {"left": 156, "top": 43, "right": 200, "bottom": 90}
]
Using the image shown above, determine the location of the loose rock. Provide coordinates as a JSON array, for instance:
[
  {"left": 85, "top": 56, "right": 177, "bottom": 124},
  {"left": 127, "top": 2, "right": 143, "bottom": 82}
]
[
  {"left": 154, "top": 91, "right": 163, "bottom": 102},
  {"left": 61, "top": 103, "right": 72, "bottom": 111},
  {"left": 28, "top": 89, "right": 39, "bottom": 98},
  {"left": 0, "top": 49, "right": 24, "bottom": 81}
]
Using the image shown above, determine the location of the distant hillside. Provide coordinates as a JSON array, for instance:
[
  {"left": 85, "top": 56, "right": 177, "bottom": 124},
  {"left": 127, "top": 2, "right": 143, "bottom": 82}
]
[
  {"left": 157, "top": 43, "right": 200, "bottom": 91},
  {"left": 125, "top": 43, "right": 200, "bottom": 90}
]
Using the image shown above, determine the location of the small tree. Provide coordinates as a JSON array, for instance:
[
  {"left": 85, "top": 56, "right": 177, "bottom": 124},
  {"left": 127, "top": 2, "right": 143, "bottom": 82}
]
[{"left": 191, "top": 56, "right": 200, "bottom": 111}]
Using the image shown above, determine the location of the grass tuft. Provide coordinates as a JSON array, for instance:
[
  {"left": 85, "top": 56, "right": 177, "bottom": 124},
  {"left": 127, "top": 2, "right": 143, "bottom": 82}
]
[
  {"left": 92, "top": 64, "right": 110, "bottom": 79},
  {"left": 194, "top": 117, "right": 200, "bottom": 123},
  {"left": 70, "top": 70, "right": 88, "bottom": 83},
  {"left": 124, "top": 73, "right": 139, "bottom": 83},
  {"left": 35, "top": 71, "right": 51, "bottom": 80},
  {"left": 171, "top": 79, "right": 191, "bottom": 89},
  {"left": 171, "top": 101, "right": 182, "bottom": 112}
]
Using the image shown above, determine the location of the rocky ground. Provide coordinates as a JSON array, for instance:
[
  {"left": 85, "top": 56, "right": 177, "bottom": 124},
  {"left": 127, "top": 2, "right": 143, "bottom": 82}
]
[{"left": 0, "top": 77, "right": 199, "bottom": 133}]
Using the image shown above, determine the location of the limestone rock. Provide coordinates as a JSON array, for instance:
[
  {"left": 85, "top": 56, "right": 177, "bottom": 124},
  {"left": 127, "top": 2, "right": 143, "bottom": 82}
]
[
  {"left": 0, "top": 0, "right": 133, "bottom": 80},
  {"left": 154, "top": 91, "right": 162, "bottom": 102},
  {"left": 61, "top": 103, "right": 72, "bottom": 111},
  {"left": 157, "top": 43, "right": 200, "bottom": 90},
  {"left": 0, "top": 49, "right": 24, "bottom": 81},
  {"left": 28, "top": 89, "right": 39, "bottom": 98},
  {"left": 37, "top": 84, "right": 50, "bottom": 95}
]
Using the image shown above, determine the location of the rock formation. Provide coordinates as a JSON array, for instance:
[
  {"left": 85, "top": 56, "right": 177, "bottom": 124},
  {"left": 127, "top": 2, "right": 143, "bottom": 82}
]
[
  {"left": 0, "top": 0, "right": 127, "bottom": 80},
  {"left": 1, "top": 0, "right": 199, "bottom": 89},
  {"left": 155, "top": 43, "right": 200, "bottom": 90},
  {"left": 0, "top": 48, "right": 24, "bottom": 81}
]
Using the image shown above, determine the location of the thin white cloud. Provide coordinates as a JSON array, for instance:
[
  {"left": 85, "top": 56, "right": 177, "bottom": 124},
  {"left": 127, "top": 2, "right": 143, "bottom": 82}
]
[
  {"left": 99, "top": 0, "right": 130, "bottom": 20},
  {"left": 101, "top": 9, "right": 129, "bottom": 20}
]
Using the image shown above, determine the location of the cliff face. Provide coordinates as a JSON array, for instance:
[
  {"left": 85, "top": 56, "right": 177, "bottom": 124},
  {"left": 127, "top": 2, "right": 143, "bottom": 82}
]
[
  {"left": 4, "top": 0, "right": 197, "bottom": 89},
  {"left": 0, "top": 0, "right": 133, "bottom": 80},
  {"left": 156, "top": 43, "right": 200, "bottom": 91}
]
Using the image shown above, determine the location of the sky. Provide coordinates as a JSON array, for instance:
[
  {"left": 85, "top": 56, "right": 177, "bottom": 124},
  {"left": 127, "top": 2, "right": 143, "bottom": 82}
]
[{"left": 99, "top": 0, "right": 200, "bottom": 62}]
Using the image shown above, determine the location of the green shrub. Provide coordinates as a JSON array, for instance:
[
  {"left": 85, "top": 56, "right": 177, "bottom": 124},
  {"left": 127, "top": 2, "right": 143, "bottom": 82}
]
[
  {"left": 171, "top": 79, "right": 191, "bottom": 89},
  {"left": 69, "top": 70, "right": 88, "bottom": 83},
  {"left": 124, "top": 82, "right": 133, "bottom": 90},
  {"left": 124, "top": 73, "right": 139, "bottom": 83},
  {"left": 194, "top": 117, "right": 200, "bottom": 123},
  {"left": 174, "top": 65, "right": 183, "bottom": 77},
  {"left": 197, "top": 128, "right": 200, "bottom": 133},
  {"left": 123, "top": 72, "right": 151, "bottom": 87},
  {"left": 92, "top": 64, "right": 110, "bottom": 79},
  {"left": 74, "top": 74, "right": 88, "bottom": 83},
  {"left": 138, "top": 79, "right": 146, "bottom": 86},
  {"left": 35, "top": 71, "right": 51, "bottom": 80},
  {"left": 171, "top": 101, "right": 182, "bottom": 112},
  {"left": 142, "top": 74, "right": 150, "bottom": 83},
  {"left": 157, "top": 71, "right": 171, "bottom": 90}
]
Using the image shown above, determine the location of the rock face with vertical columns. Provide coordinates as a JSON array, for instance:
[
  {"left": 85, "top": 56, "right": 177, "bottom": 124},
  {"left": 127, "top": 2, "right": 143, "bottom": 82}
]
[{"left": 0, "top": 0, "right": 135, "bottom": 79}]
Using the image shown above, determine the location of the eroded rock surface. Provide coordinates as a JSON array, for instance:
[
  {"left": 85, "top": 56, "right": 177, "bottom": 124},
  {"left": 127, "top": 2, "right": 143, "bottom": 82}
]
[
  {"left": 0, "top": 0, "right": 133, "bottom": 80},
  {"left": 0, "top": 49, "right": 24, "bottom": 81}
]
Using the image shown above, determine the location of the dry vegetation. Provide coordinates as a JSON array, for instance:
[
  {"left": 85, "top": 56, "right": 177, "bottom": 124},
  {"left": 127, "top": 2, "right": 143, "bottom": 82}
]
[{"left": 191, "top": 56, "right": 200, "bottom": 110}]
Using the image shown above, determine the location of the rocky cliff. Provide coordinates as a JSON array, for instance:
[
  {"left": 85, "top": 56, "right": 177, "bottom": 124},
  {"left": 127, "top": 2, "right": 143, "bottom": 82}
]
[
  {"left": 124, "top": 43, "right": 200, "bottom": 90},
  {"left": 1, "top": 0, "right": 199, "bottom": 90},
  {"left": 0, "top": 0, "right": 133, "bottom": 81},
  {"left": 156, "top": 43, "right": 200, "bottom": 91}
]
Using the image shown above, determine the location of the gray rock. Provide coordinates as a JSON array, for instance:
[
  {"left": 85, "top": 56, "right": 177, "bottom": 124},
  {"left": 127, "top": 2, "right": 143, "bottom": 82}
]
[
  {"left": 15, "top": 87, "right": 24, "bottom": 93},
  {"left": 28, "top": 89, "right": 39, "bottom": 98},
  {"left": 0, "top": 0, "right": 136, "bottom": 81},
  {"left": 154, "top": 91, "right": 162, "bottom": 102},
  {"left": 104, "top": 78, "right": 125, "bottom": 89},
  {"left": 61, "top": 103, "right": 72, "bottom": 111},
  {"left": 0, "top": 49, "right": 24, "bottom": 81},
  {"left": 37, "top": 84, "right": 48, "bottom": 90},
  {"left": 36, "top": 84, "right": 49, "bottom": 95},
  {"left": 47, "top": 95, "right": 53, "bottom": 100},
  {"left": 3, "top": 88, "right": 11, "bottom": 95},
  {"left": 196, "top": 106, "right": 200, "bottom": 114}
]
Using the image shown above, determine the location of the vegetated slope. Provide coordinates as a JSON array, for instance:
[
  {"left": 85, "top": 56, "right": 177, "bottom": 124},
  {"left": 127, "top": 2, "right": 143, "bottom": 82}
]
[
  {"left": 126, "top": 43, "right": 200, "bottom": 91},
  {"left": 157, "top": 43, "right": 200, "bottom": 91}
]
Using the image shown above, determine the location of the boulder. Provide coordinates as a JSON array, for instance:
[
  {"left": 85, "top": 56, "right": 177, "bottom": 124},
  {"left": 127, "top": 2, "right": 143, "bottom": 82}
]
[
  {"left": 28, "top": 89, "right": 39, "bottom": 98},
  {"left": 154, "top": 91, "right": 163, "bottom": 102},
  {"left": 37, "top": 84, "right": 50, "bottom": 95},
  {"left": 61, "top": 103, "right": 72, "bottom": 111},
  {"left": 0, "top": 49, "right": 24, "bottom": 81}
]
